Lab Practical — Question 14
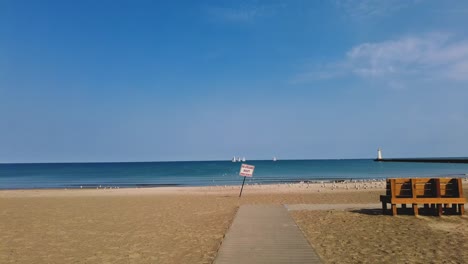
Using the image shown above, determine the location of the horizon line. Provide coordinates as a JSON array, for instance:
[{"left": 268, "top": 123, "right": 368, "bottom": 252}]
[
  {"left": 2, "top": 156, "right": 468, "bottom": 164},
  {"left": 0, "top": 157, "right": 378, "bottom": 164}
]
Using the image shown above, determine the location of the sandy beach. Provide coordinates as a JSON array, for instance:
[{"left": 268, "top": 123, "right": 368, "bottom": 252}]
[{"left": 1, "top": 181, "right": 467, "bottom": 263}]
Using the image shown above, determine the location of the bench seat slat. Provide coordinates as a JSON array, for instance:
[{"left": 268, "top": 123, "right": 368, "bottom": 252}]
[{"left": 380, "top": 195, "right": 466, "bottom": 204}]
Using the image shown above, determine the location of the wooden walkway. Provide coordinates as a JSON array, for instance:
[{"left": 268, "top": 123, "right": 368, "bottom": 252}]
[{"left": 214, "top": 205, "right": 322, "bottom": 264}]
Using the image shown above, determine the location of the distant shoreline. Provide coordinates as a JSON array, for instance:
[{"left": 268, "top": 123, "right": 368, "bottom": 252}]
[
  {"left": 0, "top": 158, "right": 378, "bottom": 165},
  {"left": 2, "top": 156, "right": 468, "bottom": 165}
]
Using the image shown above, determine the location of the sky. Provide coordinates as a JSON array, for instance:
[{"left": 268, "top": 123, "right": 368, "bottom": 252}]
[{"left": 1, "top": 0, "right": 468, "bottom": 163}]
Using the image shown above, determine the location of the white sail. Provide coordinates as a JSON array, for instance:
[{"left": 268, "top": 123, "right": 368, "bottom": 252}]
[
  {"left": 232, "top": 156, "right": 237, "bottom": 162},
  {"left": 237, "top": 157, "right": 241, "bottom": 162},
  {"left": 273, "top": 156, "right": 277, "bottom": 162},
  {"left": 242, "top": 157, "right": 246, "bottom": 162}
]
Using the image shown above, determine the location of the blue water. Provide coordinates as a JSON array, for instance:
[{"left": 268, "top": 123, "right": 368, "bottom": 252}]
[{"left": 1, "top": 159, "right": 468, "bottom": 189}]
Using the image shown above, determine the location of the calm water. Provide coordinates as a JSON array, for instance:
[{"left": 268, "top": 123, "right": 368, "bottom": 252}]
[{"left": 1, "top": 159, "right": 468, "bottom": 189}]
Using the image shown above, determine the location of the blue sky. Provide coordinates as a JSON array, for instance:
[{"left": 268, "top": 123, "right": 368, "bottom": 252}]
[{"left": 1, "top": 0, "right": 468, "bottom": 162}]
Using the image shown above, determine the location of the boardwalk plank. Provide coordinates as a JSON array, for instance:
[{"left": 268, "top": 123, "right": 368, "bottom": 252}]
[{"left": 214, "top": 205, "right": 321, "bottom": 264}]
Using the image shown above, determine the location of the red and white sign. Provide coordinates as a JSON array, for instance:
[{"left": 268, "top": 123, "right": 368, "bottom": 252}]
[{"left": 239, "top": 164, "right": 255, "bottom": 177}]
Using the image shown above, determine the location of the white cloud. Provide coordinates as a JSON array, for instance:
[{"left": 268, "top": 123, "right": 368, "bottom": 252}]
[
  {"left": 347, "top": 33, "right": 443, "bottom": 77},
  {"left": 293, "top": 33, "right": 468, "bottom": 84}
]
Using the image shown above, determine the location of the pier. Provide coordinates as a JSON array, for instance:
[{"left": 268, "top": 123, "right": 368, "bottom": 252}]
[
  {"left": 374, "top": 148, "right": 468, "bottom": 163},
  {"left": 374, "top": 158, "right": 468, "bottom": 164}
]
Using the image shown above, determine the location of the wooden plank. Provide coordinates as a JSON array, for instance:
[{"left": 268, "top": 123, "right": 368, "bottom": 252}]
[
  {"left": 382, "top": 197, "right": 466, "bottom": 204},
  {"left": 457, "top": 178, "right": 464, "bottom": 198},
  {"left": 458, "top": 178, "right": 465, "bottom": 215},
  {"left": 391, "top": 179, "right": 396, "bottom": 199}
]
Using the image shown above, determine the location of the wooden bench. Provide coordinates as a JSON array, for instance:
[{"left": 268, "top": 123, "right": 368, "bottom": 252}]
[{"left": 380, "top": 178, "right": 466, "bottom": 216}]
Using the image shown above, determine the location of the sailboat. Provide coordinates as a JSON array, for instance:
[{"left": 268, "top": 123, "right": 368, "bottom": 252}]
[
  {"left": 237, "top": 157, "right": 241, "bottom": 162},
  {"left": 232, "top": 156, "right": 237, "bottom": 162},
  {"left": 242, "top": 157, "right": 246, "bottom": 162},
  {"left": 273, "top": 156, "right": 277, "bottom": 162}
]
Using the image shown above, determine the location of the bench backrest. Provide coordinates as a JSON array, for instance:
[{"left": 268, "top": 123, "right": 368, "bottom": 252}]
[
  {"left": 386, "top": 178, "right": 463, "bottom": 199},
  {"left": 439, "top": 178, "right": 463, "bottom": 197},
  {"left": 386, "top": 178, "right": 412, "bottom": 197},
  {"left": 411, "top": 178, "right": 436, "bottom": 198}
]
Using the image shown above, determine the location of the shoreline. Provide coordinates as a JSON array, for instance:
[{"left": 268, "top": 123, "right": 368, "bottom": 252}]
[
  {"left": 3, "top": 176, "right": 467, "bottom": 192},
  {"left": 0, "top": 180, "right": 389, "bottom": 198},
  {"left": 0, "top": 178, "right": 388, "bottom": 190},
  {"left": 2, "top": 178, "right": 468, "bottom": 198}
]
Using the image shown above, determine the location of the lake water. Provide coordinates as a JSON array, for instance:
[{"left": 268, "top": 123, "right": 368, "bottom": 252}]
[{"left": 1, "top": 159, "right": 468, "bottom": 189}]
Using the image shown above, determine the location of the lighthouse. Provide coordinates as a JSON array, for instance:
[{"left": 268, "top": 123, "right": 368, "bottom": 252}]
[{"left": 377, "top": 148, "right": 383, "bottom": 160}]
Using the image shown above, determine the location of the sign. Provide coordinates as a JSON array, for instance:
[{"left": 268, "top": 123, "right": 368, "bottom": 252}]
[
  {"left": 239, "top": 164, "right": 255, "bottom": 177},
  {"left": 238, "top": 163, "right": 255, "bottom": 197}
]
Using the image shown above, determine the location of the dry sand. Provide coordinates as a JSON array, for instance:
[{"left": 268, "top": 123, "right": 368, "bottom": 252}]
[
  {"left": 1, "top": 181, "right": 467, "bottom": 263},
  {"left": 293, "top": 210, "right": 468, "bottom": 264}
]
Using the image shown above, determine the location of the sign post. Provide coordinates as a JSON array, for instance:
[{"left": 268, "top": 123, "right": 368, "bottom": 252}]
[{"left": 239, "top": 164, "right": 255, "bottom": 197}]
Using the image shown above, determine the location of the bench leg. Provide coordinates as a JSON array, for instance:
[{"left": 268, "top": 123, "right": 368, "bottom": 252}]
[
  {"left": 382, "top": 202, "right": 387, "bottom": 215},
  {"left": 412, "top": 204, "right": 418, "bottom": 216},
  {"left": 391, "top": 204, "right": 397, "bottom": 216},
  {"left": 431, "top": 204, "right": 436, "bottom": 215},
  {"left": 459, "top": 204, "right": 465, "bottom": 216},
  {"left": 437, "top": 204, "right": 443, "bottom": 216}
]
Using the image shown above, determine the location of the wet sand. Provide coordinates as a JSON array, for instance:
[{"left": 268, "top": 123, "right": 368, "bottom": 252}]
[{"left": 1, "top": 181, "right": 467, "bottom": 263}]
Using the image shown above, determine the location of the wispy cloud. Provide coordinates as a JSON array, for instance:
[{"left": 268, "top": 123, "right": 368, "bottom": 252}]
[
  {"left": 206, "top": 7, "right": 259, "bottom": 22},
  {"left": 293, "top": 33, "right": 468, "bottom": 84},
  {"left": 334, "top": 0, "right": 422, "bottom": 19},
  {"left": 204, "top": 3, "right": 282, "bottom": 23}
]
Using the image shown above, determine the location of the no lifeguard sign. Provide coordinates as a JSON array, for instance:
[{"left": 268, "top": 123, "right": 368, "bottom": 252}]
[
  {"left": 238, "top": 164, "right": 255, "bottom": 197},
  {"left": 239, "top": 164, "right": 255, "bottom": 177}
]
